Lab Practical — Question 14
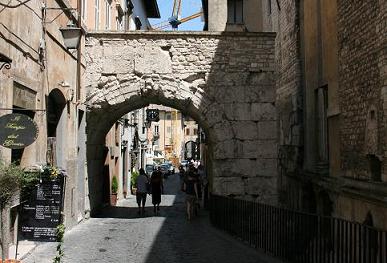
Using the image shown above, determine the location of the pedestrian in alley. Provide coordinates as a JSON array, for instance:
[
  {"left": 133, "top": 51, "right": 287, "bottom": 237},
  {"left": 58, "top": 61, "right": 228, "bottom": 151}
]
[
  {"left": 178, "top": 165, "right": 185, "bottom": 190},
  {"left": 151, "top": 166, "right": 164, "bottom": 215},
  {"left": 189, "top": 163, "right": 202, "bottom": 214},
  {"left": 197, "top": 164, "right": 208, "bottom": 207},
  {"left": 136, "top": 168, "right": 149, "bottom": 216},
  {"left": 183, "top": 169, "right": 199, "bottom": 221}
]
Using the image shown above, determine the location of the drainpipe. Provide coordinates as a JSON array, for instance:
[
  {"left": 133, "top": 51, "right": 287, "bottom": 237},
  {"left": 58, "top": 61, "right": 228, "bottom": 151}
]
[{"left": 76, "top": 0, "right": 82, "bottom": 102}]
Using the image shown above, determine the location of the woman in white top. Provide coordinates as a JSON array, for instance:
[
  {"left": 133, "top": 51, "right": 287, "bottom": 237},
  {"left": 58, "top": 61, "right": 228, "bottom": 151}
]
[{"left": 136, "top": 168, "right": 149, "bottom": 216}]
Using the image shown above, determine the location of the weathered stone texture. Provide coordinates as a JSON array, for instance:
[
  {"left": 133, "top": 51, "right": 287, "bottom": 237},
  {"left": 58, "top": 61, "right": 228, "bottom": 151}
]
[
  {"left": 268, "top": 0, "right": 303, "bottom": 203},
  {"left": 85, "top": 32, "right": 278, "bottom": 209},
  {"left": 337, "top": 0, "right": 385, "bottom": 180}
]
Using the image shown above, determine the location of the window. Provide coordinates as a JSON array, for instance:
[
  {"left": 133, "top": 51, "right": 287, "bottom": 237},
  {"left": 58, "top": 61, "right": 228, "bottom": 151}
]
[
  {"left": 142, "top": 126, "right": 146, "bottom": 134},
  {"left": 95, "top": 0, "right": 100, "bottom": 30},
  {"left": 166, "top": 113, "right": 171, "bottom": 120},
  {"left": 227, "top": 0, "right": 243, "bottom": 24},
  {"left": 315, "top": 86, "right": 328, "bottom": 165},
  {"left": 186, "top": 128, "right": 190, "bottom": 136},
  {"left": 268, "top": 0, "right": 272, "bottom": 14},
  {"left": 193, "top": 128, "right": 198, "bottom": 135},
  {"left": 82, "top": 0, "right": 87, "bottom": 20},
  {"left": 368, "top": 155, "right": 382, "bottom": 182},
  {"left": 154, "top": 125, "right": 159, "bottom": 134},
  {"left": 105, "top": 0, "right": 111, "bottom": 30},
  {"left": 134, "top": 16, "right": 142, "bottom": 30},
  {"left": 116, "top": 16, "right": 123, "bottom": 30}
]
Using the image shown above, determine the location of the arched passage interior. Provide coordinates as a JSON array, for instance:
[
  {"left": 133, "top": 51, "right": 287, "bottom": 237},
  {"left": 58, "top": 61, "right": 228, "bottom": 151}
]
[{"left": 86, "top": 93, "right": 215, "bottom": 215}]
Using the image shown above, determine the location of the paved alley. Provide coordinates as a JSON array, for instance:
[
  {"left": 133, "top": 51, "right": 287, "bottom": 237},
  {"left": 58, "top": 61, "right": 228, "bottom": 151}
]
[{"left": 22, "top": 174, "right": 282, "bottom": 263}]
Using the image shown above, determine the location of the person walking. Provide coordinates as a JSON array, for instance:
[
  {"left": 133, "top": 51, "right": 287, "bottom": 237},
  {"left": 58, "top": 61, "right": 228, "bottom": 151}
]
[
  {"left": 151, "top": 166, "right": 164, "bottom": 215},
  {"left": 188, "top": 163, "right": 201, "bottom": 214},
  {"left": 183, "top": 170, "right": 199, "bottom": 221},
  {"left": 178, "top": 165, "right": 185, "bottom": 190},
  {"left": 136, "top": 168, "right": 149, "bottom": 216},
  {"left": 197, "top": 164, "right": 207, "bottom": 208}
]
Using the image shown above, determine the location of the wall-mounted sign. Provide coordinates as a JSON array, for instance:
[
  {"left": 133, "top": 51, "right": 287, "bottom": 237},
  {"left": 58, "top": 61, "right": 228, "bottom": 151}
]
[
  {"left": 146, "top": 109, "right": 160, "bottom": 122},
  {"left": 0, "top": 113, "right": 38, "bottom": 149}
]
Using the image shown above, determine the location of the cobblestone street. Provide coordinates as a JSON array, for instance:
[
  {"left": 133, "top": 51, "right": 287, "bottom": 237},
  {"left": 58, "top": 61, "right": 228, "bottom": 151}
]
[{"left": 22, "top": 174, "right": 282, "bottom": 263}]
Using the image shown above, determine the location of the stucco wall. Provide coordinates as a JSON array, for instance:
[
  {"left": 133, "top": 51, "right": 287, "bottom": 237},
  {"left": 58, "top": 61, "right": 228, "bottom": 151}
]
[
  {"left": 84, "top": 31, "right": 278, "bottom": 213},
  {"left": 208, "top": 0, "right": 264, "bottom": 32},
  {"left": 0, "top": 0, "right": 86, "bottom": 256}
]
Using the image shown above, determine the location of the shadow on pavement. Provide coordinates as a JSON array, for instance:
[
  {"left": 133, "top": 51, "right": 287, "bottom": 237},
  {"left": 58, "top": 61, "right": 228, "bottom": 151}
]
[{"left": 113, "top": 174, "right": 281, "bottom": 263}]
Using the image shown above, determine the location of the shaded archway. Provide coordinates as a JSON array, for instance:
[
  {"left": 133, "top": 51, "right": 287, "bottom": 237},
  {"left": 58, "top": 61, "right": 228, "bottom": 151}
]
[
  {"left": 86, "top": 90, "right": 217, "bottom": 215},
  {"left": 47, "top": 88, "right": 67, "bottom": 166},
  {"left": 85, "top": 31, "right": 278, "bottom": 214}
]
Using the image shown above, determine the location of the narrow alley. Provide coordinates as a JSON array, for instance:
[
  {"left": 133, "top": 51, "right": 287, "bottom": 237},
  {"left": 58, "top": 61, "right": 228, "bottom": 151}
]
[{"left": 22, "top": 174, "right": 282, "bottom": 263}]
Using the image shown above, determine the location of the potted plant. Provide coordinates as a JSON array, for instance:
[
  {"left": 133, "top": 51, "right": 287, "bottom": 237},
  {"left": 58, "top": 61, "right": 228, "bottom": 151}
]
[
  {"left": 130, "top": 171, "right": 139, "bottom": 195},
  {"left": 0, "top": 161, "right": 29, "bottom": 262},
  {"left": 110, "top": 176, "right": 118, "bottom": 206}
]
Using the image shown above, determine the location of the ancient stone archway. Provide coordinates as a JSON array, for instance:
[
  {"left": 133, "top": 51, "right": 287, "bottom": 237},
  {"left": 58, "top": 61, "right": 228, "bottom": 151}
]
[{"left": 85, "top": 31, "right": 278, "bottom": 214}]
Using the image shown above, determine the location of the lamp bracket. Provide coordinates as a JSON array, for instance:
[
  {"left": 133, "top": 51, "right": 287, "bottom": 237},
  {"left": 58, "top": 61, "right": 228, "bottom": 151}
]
[{"left": 0, "top": 54, "right": 12, "bottom": 71}]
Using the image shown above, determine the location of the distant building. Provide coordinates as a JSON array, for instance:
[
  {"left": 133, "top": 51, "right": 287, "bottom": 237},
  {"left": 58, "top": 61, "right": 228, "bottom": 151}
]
[
  {"left": 203, "top": 0, "right": 266, "bottom": 32},
  {"left": 83, "top": 0, "right": 160, "bottom": 31}
]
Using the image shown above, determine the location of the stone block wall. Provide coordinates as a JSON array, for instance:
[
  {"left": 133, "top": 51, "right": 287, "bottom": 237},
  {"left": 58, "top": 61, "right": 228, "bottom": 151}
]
[
  {"left": 337, "top": 0, "right": 386, "bottom": 180},
  {"left": 85, "top": 31, "right": 278, "bottom": 211},
  {"left": 264, "top": 0, "right": 303, "bottom": 205}
]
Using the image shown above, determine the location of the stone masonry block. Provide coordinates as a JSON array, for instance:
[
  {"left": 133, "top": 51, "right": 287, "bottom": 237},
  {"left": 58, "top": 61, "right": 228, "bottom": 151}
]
[
  {"left": 257, "top": 121, "right": 277, "bottom": 140},
  {"left": 251, "top": 103, "right": 276, "bottom": 121},
  {"left": 213, "top": 159, "right": 257, "bottom": 178},
  {"left": 213, "top": 140, "right": 235, "bottom": 159},
  {"left": 256, "top": 140, "right": 278, "bottom": 158},
  {"left": 244, "top": 177, "right": 278, "bottom": 202},
  {"left": 235, "top": 140, "right": 259, "bottom": 158},
  {"left": 211, "top": 121, "right": 234, "bottom": 142},
  {"left": 213, "top": 177, "right": 244, "bottom": 196},
  {"left": 255, "top": 158, "right": 277, "bottom": 177},
  {"left": 223, "top": 103, "right": 251, "bottom": 121},
  {"left": 232, "top": 121, "right": 258, "bottom": 140},
  {"left": 134, "top": 46, "right": 172, "bottom": 74}
]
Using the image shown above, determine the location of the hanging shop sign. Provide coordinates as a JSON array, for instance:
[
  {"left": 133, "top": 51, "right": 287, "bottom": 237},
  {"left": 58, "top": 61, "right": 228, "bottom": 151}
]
[
  {"left": 0, "top": 113, "right": 38, "bottom": 149},
  {"left": 146, "top": 109, "right": 160, "bottom": 122}
]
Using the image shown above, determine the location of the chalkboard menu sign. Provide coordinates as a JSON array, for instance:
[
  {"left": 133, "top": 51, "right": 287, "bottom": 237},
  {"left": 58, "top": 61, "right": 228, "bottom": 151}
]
[{"left": 20, "top": 177, "right": 64, "bottom": 242}]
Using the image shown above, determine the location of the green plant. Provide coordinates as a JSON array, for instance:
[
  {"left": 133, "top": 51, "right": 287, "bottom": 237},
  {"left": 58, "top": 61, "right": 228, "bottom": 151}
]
[
  {"left": 53, "top": 224, "right": 65, "bottom": 263},
  {"left": 0, "top": 161, "right": 26, "bottom": 261},
  {"left": 41, "top": 165, "right": 61, "bottom": 180},
  {"left": 111, "top": 176, "right": 118, "bottom": 194},
  {"left": 131, "top": 171, "right": 139, "bottom": 188}
]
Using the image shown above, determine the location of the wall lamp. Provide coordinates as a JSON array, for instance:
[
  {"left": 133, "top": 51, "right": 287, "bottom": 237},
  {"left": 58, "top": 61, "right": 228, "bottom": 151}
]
[
  {"left": 43, "top": 5, "right": 82, "bottom": 49},
  {"left": 59, "top": 21, "right": 82, "bottom": 49}
]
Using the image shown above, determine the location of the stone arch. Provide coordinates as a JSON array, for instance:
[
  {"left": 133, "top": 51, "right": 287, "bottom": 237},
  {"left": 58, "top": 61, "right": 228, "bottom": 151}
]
[
  {"left": 86, "top": 92, "right": 221, "bottom": 214},
  {"left": 85, "top": 32, "right": 278, "bottom": 214}
]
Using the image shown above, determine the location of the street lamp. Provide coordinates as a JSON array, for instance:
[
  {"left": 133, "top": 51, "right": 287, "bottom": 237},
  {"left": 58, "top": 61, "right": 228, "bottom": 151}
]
[{"left": 59, "top": 21, "right": 82, "bottom": 49}]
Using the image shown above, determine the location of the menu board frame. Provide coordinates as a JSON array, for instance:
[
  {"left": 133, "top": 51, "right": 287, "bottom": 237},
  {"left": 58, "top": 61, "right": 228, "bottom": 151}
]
[{"left": 19, "top": 175, "right": 65, "bottom": 242}]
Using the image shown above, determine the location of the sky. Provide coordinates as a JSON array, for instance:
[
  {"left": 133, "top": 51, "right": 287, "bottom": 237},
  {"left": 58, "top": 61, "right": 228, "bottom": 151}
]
[{"left": 149, "top": 0, "right": 204, "bottom": 31}]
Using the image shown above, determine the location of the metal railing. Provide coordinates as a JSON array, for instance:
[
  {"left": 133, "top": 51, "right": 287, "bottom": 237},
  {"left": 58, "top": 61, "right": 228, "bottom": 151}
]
[{"left": 210, "top": 195, "right": 387, "bottom": 263}]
